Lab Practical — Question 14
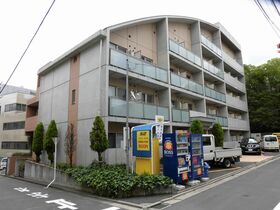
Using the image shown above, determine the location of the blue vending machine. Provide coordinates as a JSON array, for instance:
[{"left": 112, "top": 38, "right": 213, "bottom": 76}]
[
  {"left": 162, "top": 131, "right": 190, "bottom": 184},
  {"left": 163, "top": 131, "right": 206, "bottom": 184},
  {"left": 189, "top": 134, "right": 204, "bottom": 181}
]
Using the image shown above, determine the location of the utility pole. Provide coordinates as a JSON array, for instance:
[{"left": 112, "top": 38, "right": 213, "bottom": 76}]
[{"left": 125, "top": 58, "right": 130, "bottom": 172}]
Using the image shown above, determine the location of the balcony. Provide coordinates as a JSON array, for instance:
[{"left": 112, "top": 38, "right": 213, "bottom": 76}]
[
  {"left": 228, "top": 118, "right": 250, "bottom": 131},
  {"left": 226, "top": 95, "right": 247, "bottom": 111},
  {"left": 172, "top": 109, "right": 190, "bottom": 123},
  {"left": 207, "top": 115, "right": 228, "bottom": 127},
  {"left": 110, "top": 49, "right": 168, "bottom": 83},
  {"left": 169, "top": 39, "right": 201, "bottom": 67},
  {"left": 224, "top": 73, "right": 246, "bottom": 93},
  {"left": 109, "top": 97, "right": 169, "bottom": 121},
  {"left": 201, "top": 35, "right": 222, "bottom": 57},
  {"left": 171, "top": 73, "right": 203, "bottom": 95},
  {"left": 203, "top": 60, "right": 224, "bottom": 79},
  {"left": 222, "top": 52, "right": 244, "bottom": 75},
  {"left": 204, "top": 87, "right": 226, "bottom": 102},
  {"left": 25, "top": 115, "right": 38, "bottom": 132}
]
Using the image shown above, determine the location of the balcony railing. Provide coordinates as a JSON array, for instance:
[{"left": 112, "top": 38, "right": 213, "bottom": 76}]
[
  {"left": 224, "top": 73, "right": 246, "bottom": 92},
  {"left": 204, "top": 86, "right": 226, "bottom": 102},
  {"left": 110, "top": 49, "right": 168, "bottom": 83},
  {"left": 226, "top": 95, "right": 247, "bottom": 111},
  {"left": 203, "top": 60, "right": 224, "bottom": 79},
  {"left": 207, "top": 115, "right": 228, "bottom": 127},
  {"left": 109, "top": 97, "right": 169, "bottom": 121},
  {"left": 169, "top": 39, "right": 201, "bottom": 66},
  {"left": 201, "top": 35, "right": 222, "bottom": 56},
  {"left": 228, "top": 118, "right": 250, "bottom": 131},
  {"left": 171, "top": 73, "right": 203, "bottom": 95},
  {"left": 172, "top": 109, "right": 190, "bottom": 123},
  {"left": 222, "top": 52, "right": 244, "bottom": 75}
]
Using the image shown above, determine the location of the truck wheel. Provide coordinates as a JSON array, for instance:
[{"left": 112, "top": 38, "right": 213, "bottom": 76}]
[{"left": 223, "top": 159, "right": 231, "bottom": 168}]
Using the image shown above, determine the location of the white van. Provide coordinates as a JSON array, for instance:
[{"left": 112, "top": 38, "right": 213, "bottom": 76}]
[{"left": 262, "top": 135, "right": 279, "bottom": 152}]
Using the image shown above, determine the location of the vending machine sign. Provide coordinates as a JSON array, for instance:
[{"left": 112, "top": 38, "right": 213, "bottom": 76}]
[
  {"left": 137, "top": 131, "right": 150, "bottom": 151},
  {"left": 132, "top": 130, "right": 152, "bottom": 157},
  {"left": 163, "top": 140, "right": 174, "bottom": 157}
]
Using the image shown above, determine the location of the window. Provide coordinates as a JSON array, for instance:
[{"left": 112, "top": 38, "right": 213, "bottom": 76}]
[
  {"left": 3, "top": 121, "right": 25, "bottom": 130},
  {"left": 5, "top": 103, "right": 26, "bottom": 112},
  {"left": 72, "top": 89, "right": 76, "bottom": 105},
  {"left": 117, "top": 88, "right": 126, "bottom": 100},
  {"left": 109, "top": 86, "right": 116, "bottom": 97},
  {"left": 188, "top": 104, "right": 193, "bottom": 110},
  {"left": 146, "top": 94, "right": 154, "bottom": 104},
  {"left": 203, "top": 136, "right": 211, "bottom": 146},
  {"left": 1, "top": 141, "right": 29, "bottom": 150},
  {"left": 108, "top": 133, "right": 123, "bottom": 148}
]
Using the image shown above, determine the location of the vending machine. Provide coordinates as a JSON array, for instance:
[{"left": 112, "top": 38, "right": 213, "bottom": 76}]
[
  {"left": 162, "top": 131, "right": 190, "bottom": 184},
  {"left": 162, "top": 131, "right": 205, "bottom": 184}
]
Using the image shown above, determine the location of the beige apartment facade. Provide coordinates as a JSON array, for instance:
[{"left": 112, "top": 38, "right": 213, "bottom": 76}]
[
  {"left": 26, "top": 16, "right": 250, "bottom": 166},
  {"left": 0, "top": 86, "right": 35, "bottom": 157}
]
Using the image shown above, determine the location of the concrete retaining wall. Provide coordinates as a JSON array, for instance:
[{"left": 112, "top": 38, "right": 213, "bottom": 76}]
[{"left": 24, "top": 161, "right": 81, "bottom": 190}]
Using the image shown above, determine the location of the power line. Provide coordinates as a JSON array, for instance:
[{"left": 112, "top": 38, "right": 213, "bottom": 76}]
[
  {"left": 254, "top": 0, "right": 280, "bottom": 38},
  {"left": 0, "top": 0, "right": 56, "bottom": 94},
  {"left": 272, "top": 0, "right": 280, "bottom": 16}
]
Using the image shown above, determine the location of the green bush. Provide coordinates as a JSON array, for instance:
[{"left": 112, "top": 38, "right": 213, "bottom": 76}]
[
  {"left": 89, "top": 116, "right": 109, "bottom": 162},
  {"left": 44, "top": 120, "right": 58, "bottom": 163},
  {"left": 212, "top": 123, "right": 224, "bottom": 147},
  {"left": 64, "top": 164, "right": 173, "bottom": 198},
  {"left": 190, "top": 120, "right": 204, "bottom": 134},
  {"left": 32, "top": 122, "right": 44, "bottom": 162}
]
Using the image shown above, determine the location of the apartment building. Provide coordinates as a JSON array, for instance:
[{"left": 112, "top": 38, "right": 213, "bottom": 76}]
[
  {"left": 25, "top": 16, "right": 250, "bottom": 166},
  {"left": 0, "top": 85, "right": 35, "bottom": 157}
]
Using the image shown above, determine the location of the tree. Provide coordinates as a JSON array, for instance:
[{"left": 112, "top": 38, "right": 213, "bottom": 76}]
[
  {"left": 44, "top": 120, "right": 58, "bottom": 163},
  {"left": 89, "top": 116, "right": 109, "bottom": 162},
  {"left": 245, "top": 58, "right": 280, "bottom": 133},
  {"left": 190, "top": 120, "right": 204, "bottom": 134},
  {"left": 65, "top": 123, "right": 76, "bottom": 167},
  {"left": 212, "top": 123, "right": 224, "bottom": 147},
  {"left": 32, "top": 122, "right": 44, "bottom": 162}
]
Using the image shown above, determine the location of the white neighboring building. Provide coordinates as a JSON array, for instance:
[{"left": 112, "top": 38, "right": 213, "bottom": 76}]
[{"left": 0, "top": 85, "right": 35, "bottom": 157}]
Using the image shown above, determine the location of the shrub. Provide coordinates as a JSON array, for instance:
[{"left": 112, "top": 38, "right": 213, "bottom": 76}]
[
  {"left": 89, "top": 116, "right": 109, "bottom": 162},
  {"left": 212, "top": 123, "right": 224, "bottom": 147},
  {"left": 32, "top": 122, "right": 44, "bottom": 162},
  {"left": 190, "top": 120, "right": 204, "bottom": 134},
  {"left": 44, "top": 120, "right": 58, "bottom": 163},
  {"left": 64, "top": 164, "right": 173, "bottom": 198},
  {"left": 65, "top": 123, "right": 76, "bottom": 167}
]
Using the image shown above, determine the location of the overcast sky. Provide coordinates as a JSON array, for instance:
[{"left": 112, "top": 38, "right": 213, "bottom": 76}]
[{"left": 0, "top": 0, "right": 279, "bottom": 90}]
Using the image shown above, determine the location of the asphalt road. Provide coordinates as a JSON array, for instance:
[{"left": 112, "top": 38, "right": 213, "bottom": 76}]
[
  {"left": 165, "top": 156, "right": 280, "bottom": 210},
  {"left": 0, "top": 175, "right": 130, "bottom": 210}
]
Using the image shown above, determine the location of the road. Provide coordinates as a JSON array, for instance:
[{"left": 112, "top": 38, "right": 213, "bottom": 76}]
[
  {"left": 165, "top": 156, "right": 280, "bottom": 210},
  {"left": 0, "top": 175, "right": 132, "bottom": 210}
]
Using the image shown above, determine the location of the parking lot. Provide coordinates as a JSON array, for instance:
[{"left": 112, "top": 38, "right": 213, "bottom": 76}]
[{"left": 208, "top": 151, "right": 279, "bottom": 179}]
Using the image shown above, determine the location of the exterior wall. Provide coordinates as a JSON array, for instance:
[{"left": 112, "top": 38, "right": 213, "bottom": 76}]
[
  {"left": 0, "top": 92, "right": 34, "bottom": 157},
  {"left": 168, "top": 22, "right": 192, "bottom": 50},
  {"left": 110, "top": 23, "right": 158, "bottom": 64}
]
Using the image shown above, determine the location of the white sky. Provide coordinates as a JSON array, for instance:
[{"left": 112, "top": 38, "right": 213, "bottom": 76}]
[{"left": 0, "top": 0, "right": 279, "bottom": 90}]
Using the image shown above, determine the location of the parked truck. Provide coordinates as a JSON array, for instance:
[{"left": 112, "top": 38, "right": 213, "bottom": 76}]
[{"left": 203, "top": 134, "right": 242, "bottom": 168}]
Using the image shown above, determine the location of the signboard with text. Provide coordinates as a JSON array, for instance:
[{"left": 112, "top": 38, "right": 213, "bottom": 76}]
[{"left": 133, "top": 130, "right": 151, "bottom": 157}]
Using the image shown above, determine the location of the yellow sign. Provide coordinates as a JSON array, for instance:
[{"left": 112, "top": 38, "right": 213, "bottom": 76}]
[{"left": 137, "top": 131, "right": 150, "bottom": 151}]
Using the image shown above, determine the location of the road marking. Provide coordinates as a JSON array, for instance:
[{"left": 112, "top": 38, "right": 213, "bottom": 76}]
[
  {"left": 273, "top": 202, "right": 280, "bottom": 210},
  {"left": 14, "top": 187, "right": 30, "bottom": 192},
  {"left": 46, "top": 199, "right": 78, "bottom": 210},
  {"left": 102, "top": 207, "right": 120, "bottom": 210},
  {"left": 27, "top": 192, "right": 49, "bottom": 198}
]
